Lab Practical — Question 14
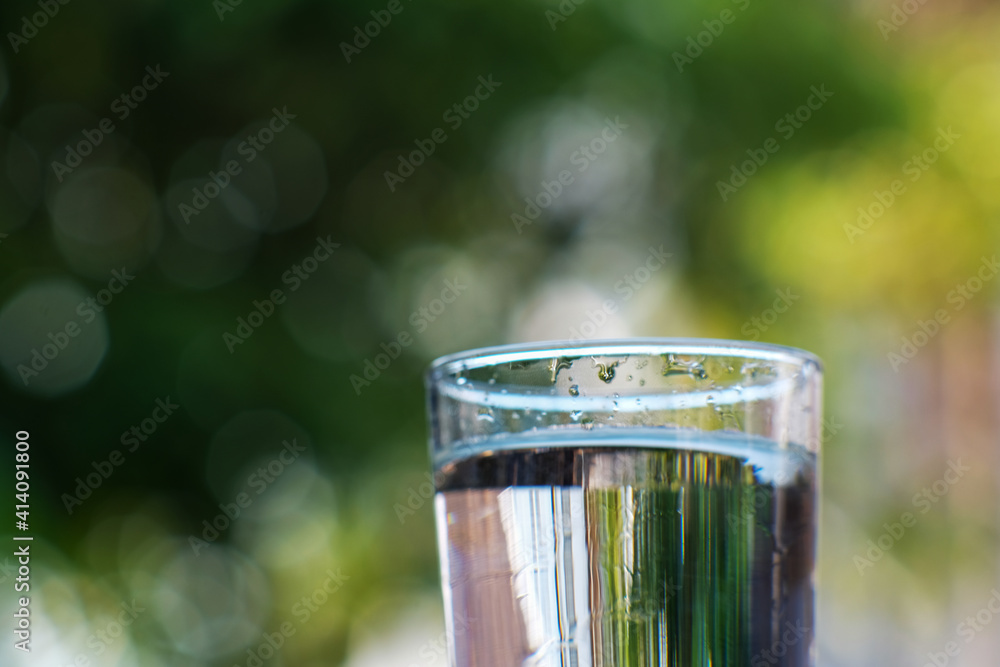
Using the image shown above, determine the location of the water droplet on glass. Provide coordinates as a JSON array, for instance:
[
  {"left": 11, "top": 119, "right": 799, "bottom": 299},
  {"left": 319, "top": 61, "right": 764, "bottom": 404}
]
[
  {"left": 639, "top": 379, "right": 646, "bottom": 386},
  {"left": 662, "top": 354, "right": 708, "bottom": 379},
  {"left": 570, "top": 410, "right": 583, "bottom": 421},
  {"left": 596, "top": 362, "right": 617, "bottom": 383},
  {"left": 550, "top": 357, "right": 575, "bottom": 383},
  {"left": 626, "top": 375, "right": 633, "bottom": 381},
  {"left": 568, "top": 385, "right": 580, "bottom": 397},
  {"left": 476, "top": 411, "right": 498, "bottom": 432},
  {"left": 456, "top": 376, "right": 468, "bottom": 385},
  {"left": 741, "top": 361, "right": 775, "bottom": 379},
  {"left": 582, "top": 418, "right": 595, "bottom": 431}
]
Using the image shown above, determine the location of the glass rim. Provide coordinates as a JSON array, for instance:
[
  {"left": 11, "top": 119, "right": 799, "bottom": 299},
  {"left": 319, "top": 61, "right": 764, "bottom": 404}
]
[{"left": 426, "top": 337, "right": 823, "bottom": 382}]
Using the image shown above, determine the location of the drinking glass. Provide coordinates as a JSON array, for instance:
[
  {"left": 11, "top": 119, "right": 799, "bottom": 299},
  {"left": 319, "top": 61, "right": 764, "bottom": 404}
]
[{"left": 425, "top": 339, "right": 822, "bottom": 667}]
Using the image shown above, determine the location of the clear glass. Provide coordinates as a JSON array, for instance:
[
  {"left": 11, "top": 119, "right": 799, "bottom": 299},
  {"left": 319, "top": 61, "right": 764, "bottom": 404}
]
[{"left": 425, "top": 338, "right": 823, "bottom": 667}]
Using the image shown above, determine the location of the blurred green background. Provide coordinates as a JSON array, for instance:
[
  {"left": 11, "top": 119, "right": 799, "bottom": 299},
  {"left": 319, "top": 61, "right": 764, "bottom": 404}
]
[{"left": 0, "top": 0, "right": 999, "bottom": 665}]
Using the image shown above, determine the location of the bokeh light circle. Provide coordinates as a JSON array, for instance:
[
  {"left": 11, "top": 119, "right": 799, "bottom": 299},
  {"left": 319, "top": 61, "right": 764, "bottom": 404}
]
[
  {"left": 151, "top": 545, "right": 272, "bottom": 659},
  {"left": 49, "top": 168, "right": 162, "bottom": 279},
  {"left": 220, "top": 121, "right": 328, "bottom": 234},
  {"left": 156, "top": 178, "right": 261, "bottom": 290},
  {"left": 0, "top": 278, "right": 109, "bottom": 396}
]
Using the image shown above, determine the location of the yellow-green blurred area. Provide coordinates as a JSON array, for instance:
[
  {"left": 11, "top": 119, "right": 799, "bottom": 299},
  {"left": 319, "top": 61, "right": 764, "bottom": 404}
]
[{"left": 0, "top": 0, "right": 998, "bottom": 664}]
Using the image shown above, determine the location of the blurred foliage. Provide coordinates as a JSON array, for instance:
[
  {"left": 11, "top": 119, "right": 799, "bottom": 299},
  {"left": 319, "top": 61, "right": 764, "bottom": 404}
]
[{"left": 0, "top": 0, "right": 999, "bottom": 665}]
